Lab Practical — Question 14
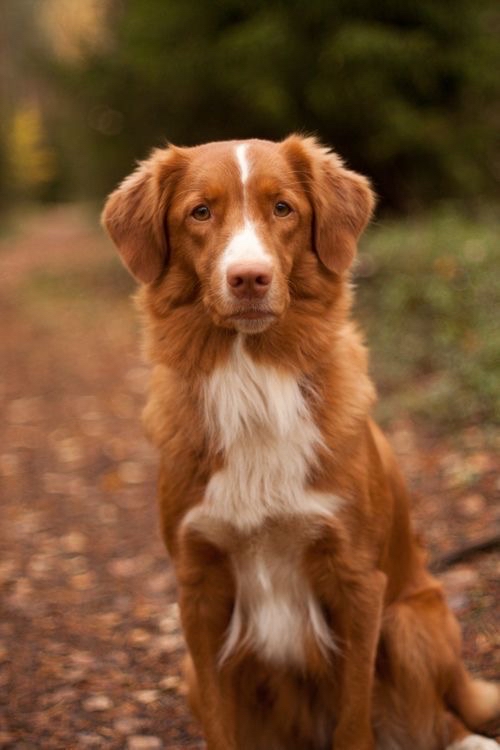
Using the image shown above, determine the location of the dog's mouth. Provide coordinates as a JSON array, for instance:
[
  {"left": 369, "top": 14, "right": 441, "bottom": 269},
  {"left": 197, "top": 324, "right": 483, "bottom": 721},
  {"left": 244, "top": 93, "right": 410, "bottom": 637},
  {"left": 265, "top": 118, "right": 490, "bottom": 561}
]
[
  {"left": 223, "top": 300, "right": 278, "bottom": 320},
  {"left": 223, "top": 306, "right": 278, "bottom": 334},
  {"left": 229, "top": 309, "right": 277, "bottom": 321}
]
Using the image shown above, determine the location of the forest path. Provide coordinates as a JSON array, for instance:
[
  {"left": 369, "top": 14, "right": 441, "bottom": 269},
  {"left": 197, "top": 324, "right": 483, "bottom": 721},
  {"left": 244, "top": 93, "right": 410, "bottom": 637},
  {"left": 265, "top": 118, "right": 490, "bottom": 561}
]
[{"left": 0, "top": 207, "right": 498, "bottom": 748}]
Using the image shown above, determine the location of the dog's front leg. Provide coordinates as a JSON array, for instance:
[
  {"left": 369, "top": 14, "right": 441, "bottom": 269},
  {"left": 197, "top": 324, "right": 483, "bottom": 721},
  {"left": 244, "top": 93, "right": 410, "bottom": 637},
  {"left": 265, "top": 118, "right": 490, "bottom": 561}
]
[
  {"left": 177, "top": 531, "right": 237, "bottom": 750},
  {"left": 332, "top": 570, "right": 387, "bottom": 750}
]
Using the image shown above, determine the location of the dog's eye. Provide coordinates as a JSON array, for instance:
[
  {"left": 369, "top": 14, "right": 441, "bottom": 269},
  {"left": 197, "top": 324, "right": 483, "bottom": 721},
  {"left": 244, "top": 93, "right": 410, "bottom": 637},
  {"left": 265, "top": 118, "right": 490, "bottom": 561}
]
[
  {"left": 191, "top": 205, "right": 211, "bottom": 221},
  {"left": 274, "top": 201, "right": 292, "bottom": 217}
]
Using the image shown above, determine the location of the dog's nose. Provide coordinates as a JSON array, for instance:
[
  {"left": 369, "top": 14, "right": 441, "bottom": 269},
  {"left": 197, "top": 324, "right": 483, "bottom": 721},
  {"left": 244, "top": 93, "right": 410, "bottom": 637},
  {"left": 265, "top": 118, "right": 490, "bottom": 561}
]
[{"left": 226, "top": 263, "right": 273, "bottom": 299}]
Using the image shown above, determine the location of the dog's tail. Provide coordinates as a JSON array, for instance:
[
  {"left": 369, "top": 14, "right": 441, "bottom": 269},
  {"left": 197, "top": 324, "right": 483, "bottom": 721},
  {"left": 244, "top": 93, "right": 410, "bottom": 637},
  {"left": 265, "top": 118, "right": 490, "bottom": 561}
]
[{"left": 448, "top": 667, "right": 500, "bottom": 730}]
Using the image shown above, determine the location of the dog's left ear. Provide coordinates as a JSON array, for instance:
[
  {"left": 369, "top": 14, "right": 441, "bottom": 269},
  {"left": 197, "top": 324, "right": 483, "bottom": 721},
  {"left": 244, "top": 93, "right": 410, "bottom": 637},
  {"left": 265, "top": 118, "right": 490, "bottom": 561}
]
[
  {"left": 282, "top": 135, "right": 376, "bottom": 274},
  {"left": 101, "top": 146, "right": 186, "bottom": 284}
]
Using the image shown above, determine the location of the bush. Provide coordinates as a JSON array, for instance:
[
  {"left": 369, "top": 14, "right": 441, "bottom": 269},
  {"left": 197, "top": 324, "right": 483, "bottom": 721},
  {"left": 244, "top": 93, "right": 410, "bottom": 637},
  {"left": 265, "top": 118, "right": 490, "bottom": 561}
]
[{"left": 356, "top": 209, "right": 500, "bottom": 427}]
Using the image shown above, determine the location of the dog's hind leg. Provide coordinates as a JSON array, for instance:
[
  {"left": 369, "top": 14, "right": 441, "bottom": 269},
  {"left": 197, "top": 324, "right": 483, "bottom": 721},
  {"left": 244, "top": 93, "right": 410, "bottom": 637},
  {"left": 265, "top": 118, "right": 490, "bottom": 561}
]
[
  {"left": 374, "top": 583, "right": 498, "bottom": 749},
  {"left": 441, "top": 711, "right": 499, "bottom": 749}
]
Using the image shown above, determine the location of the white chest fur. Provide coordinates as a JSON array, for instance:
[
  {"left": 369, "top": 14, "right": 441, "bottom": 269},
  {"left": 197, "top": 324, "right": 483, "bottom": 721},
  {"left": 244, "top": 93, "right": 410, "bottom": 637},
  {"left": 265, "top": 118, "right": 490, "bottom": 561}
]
[
  {"left": 218, "top": 524, "right": 338, "bottom": 666},
  {"left": 202, "top": 336, "right": 334, "bottom": 526},
  {"left": 183, "top": 337, "right": 340, "bottom": 665}
]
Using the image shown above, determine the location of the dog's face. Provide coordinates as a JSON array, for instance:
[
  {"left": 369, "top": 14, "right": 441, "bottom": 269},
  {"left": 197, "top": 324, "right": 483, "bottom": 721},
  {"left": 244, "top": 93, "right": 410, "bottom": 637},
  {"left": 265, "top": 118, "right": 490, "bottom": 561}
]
[{"left": 102, "top": 136, "right": 374, "bottom": 334}]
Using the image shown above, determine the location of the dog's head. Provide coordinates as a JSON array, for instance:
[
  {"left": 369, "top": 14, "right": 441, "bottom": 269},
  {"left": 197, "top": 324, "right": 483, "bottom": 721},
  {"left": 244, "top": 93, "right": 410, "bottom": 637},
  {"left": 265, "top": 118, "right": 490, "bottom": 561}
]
[{"left": 102, "top": 135, "right": 375, "bottom": 335}]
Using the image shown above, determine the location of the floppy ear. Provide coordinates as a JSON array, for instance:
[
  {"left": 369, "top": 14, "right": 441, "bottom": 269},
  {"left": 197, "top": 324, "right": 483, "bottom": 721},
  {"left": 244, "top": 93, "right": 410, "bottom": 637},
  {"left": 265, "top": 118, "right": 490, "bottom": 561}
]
[
  {"left": 282, "top": 135, "right": 375, "bottom": 274},
  {"left": 101, "top": 146, "right": 185, "bottom": 284}
]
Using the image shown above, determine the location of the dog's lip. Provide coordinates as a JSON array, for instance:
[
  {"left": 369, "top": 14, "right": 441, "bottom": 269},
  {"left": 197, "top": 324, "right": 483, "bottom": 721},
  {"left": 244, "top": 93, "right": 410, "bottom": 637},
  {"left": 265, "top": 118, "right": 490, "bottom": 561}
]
[{"left": 228, "top": 309, "right": 277, "bottom": 320}]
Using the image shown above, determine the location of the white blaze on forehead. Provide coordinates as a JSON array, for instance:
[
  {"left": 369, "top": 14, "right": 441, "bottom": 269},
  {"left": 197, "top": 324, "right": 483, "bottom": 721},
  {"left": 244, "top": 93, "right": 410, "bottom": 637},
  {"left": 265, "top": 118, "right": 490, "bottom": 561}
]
[
  {"left": 235, "top": 143, "right": 250, "bottom": 185},
  {"left": 220, "top": 220, "right": 272, "bottom": 275},
  {"left": 219, "top": 144, "right": 272, "bottom": 285}
]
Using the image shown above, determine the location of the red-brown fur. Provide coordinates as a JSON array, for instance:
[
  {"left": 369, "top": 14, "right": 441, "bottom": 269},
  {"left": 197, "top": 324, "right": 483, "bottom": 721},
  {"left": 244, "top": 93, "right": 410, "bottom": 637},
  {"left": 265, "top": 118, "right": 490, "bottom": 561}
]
[{"left": 102, "top": 135, "right": 499, "bottom": 750}]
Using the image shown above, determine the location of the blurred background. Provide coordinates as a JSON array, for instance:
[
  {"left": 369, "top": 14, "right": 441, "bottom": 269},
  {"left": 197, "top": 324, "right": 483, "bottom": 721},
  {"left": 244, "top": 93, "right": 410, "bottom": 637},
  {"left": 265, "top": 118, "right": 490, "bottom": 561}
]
[
  {"left": 0, "top": 1, "right": 499, "bottom": 748},
  {"left": 2, "top": 0, "right": 500, "bottom": 211}
]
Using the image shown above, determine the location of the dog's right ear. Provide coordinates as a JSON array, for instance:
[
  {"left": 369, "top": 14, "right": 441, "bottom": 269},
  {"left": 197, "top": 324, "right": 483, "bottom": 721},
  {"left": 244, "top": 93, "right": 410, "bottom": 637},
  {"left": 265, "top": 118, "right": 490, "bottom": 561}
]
[{"left": 101, "top": 147, "right": 186, "bottom": 284}]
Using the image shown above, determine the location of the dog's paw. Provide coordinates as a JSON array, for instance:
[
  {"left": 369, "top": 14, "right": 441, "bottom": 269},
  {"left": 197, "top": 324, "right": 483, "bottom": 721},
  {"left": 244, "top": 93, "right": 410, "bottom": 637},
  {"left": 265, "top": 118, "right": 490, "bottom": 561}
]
[{"left": 447, "top": 735, "right": 499, "bottom": 750}]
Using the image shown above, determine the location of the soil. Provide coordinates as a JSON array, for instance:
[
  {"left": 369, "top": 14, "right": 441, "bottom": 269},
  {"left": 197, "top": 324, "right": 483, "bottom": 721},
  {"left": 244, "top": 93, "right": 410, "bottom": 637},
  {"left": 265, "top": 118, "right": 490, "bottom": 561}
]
[{"left": 0, "top": 207, "right": 498, "bottom": 748}]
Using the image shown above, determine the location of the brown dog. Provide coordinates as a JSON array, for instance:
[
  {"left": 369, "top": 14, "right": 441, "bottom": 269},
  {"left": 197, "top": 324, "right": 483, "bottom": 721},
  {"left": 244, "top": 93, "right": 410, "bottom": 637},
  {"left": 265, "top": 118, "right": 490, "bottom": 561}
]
[{"left": 102, "top": 136, "right": 499, "bottom": 750}]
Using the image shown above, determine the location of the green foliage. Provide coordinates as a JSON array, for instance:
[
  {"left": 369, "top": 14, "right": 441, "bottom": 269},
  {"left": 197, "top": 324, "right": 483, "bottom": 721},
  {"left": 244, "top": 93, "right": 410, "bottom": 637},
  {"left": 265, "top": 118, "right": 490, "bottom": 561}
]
[
  {"left": 39, "top": 0, "right": 500, "bottom": 208},
  {"left": 356, "top": 210, "right": 500, "bottom": 427}
]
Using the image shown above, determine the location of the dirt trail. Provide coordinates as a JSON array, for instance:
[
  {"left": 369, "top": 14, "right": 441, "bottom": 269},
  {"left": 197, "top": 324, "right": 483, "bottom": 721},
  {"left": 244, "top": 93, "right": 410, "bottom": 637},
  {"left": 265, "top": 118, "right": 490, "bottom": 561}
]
[{"left": 0, "top": 207, "right": 498, "bottom": 748}]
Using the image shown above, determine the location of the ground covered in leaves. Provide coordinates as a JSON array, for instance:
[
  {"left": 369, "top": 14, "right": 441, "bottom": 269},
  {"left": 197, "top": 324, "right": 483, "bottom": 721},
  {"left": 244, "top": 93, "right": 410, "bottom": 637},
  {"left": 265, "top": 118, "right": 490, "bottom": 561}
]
[{"left": 0, "top": 207, "right": 498, "bottom": 748}]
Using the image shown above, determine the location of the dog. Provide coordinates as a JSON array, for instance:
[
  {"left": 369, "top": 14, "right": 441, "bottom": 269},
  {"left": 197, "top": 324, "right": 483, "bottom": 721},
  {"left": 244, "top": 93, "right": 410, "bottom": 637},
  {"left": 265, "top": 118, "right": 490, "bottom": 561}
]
[{"left": 102, "top": 135, "right": 499, "bottom": 750}]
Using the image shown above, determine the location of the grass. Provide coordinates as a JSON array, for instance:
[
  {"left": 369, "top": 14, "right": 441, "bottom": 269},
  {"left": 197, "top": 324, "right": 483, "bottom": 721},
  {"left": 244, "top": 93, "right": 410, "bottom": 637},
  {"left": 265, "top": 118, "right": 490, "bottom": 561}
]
[{"left": 355, "top": 209, "right": 500, "bottom": 429}]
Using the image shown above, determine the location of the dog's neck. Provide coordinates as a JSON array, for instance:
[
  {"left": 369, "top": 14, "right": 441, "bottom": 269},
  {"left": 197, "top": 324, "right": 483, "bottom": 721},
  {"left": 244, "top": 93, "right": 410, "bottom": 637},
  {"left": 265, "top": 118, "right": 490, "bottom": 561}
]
[
  {"left": 137, "top": 272, "right": 359, "bottom": 379},
  {"left": 138, "top": 276, "right": 376, "bottom": 462}
]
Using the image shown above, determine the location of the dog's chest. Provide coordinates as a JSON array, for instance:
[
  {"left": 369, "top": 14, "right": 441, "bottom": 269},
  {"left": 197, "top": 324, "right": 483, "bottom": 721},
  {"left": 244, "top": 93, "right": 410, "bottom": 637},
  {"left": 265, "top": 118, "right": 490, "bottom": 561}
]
[
  {"left": 184, "top": 339, "right": 340, "bottom": 665},
  {"left": 219, "top": 523, "right": 336, "bottom": 666},
  {"left": 201, "top": 338, "right": 329, "bottom": 527}
]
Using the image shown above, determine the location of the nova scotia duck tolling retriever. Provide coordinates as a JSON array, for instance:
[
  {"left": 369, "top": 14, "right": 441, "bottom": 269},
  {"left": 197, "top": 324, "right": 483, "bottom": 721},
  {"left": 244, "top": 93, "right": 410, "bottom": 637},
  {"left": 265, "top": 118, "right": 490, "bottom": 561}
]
[{"left": 102, "top": 135, "right": 499, "bottom": 750}]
